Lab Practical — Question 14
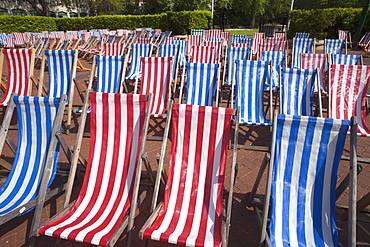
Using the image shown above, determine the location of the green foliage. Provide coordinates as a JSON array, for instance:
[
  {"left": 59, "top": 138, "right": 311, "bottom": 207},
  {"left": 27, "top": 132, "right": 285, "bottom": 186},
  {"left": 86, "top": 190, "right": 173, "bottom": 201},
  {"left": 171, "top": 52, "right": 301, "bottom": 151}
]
[
  {"left": 289, "top": 8, "right": 367, "bottom": 39},
  {"left": 0, "top": 16, "right": 57, "bottom": 33}
]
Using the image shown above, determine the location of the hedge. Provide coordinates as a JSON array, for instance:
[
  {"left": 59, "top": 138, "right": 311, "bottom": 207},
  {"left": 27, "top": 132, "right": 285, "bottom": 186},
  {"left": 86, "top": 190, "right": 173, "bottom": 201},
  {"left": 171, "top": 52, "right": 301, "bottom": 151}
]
[
  {"left": 289, "top": 8, "right": 369, "bottom": 39},
  {"left": 0, "top": 11, "right": 211, "bottom": 35}
]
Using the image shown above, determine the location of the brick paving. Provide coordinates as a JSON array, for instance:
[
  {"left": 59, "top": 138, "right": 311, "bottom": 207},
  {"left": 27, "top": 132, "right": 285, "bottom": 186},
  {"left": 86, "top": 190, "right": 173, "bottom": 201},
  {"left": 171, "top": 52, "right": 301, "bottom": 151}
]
[{"left": 0, "top": 42, "right": 369, "bottom": 247}]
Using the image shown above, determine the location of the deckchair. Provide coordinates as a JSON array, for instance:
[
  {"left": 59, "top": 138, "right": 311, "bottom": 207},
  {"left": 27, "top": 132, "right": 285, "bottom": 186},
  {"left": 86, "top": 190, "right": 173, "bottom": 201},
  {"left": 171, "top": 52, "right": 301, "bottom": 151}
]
[
  {"left": 0, "top": 94, "right": 66, "bottom": 225},
  {"left": 136, "top": 57, "right": 173, "bottom": 118},
  {"left": 187, "top": 35, "right": 201, "bottom": 55},
  {"left": 256, "top": 42, "right": 277, "bottom": 61},
  {"left": 231, "top": 60, "right": 271, "bottom": 126},
  {"left": 0, "top": 48, "right": 35, "bottom": 106},
  {"left": 158, "top": 44, "right": 180, "bottom": 80},
  {"left": 224, "top": 46, "right": 251, "bottom": 86},
  {"left": 252, "top": 32, "right": 265, "bottom": 56},
  {"left": 279, "top": 67, "right": 320, "bottom": 116},
  {"left": 179, "top": 62, "right": 219, "bottom": 106},
  {"left": 202, "top": 40, "right": 222, "bottom": 63},
  {"left": 261, "top": 51, "right": 286, "bottom": 89},
  {"left": 324, "top": 39, "right": 346, "bottom": 55},
  {"left": 34, "top": 92, "right": 151, "bottom": 247},
  {"left": 231, "top": 42, "right": 251, "bottom": 48},
  {"left": 125, "top": 43, "right": 152, "bottom": 81},
  {"left": 102, "top": 42, "right": 124, "bottom": 56},
  {"left": 291, "top": 38, "right": 315, "bottom": 68},
  {"left": 331, "top": 54, "right": 363, "bottom": 65},
  {"left": 190, "top": 46, "right": 216, "bottom": 64},
  {"left": 338, "top": 30, "right": 352, "bottom": 49},
  {"left": 273, "top": 32, "right": 286, "bottom": 40},
  {"left": 232, "top": 35, "right": 252, "bottom": 47},
  {"left": 171, "top": 40, "right": 187, "bottom": 67},
  {"left": 259, "top": 113, "right": 354, "bottom": 247},
  {"left": 140, "top": 102, "right": 239, "bottom": 247},
  {"left": 329, "top": 64, "right": 370, "bottom": 136},
  {"left": 300, "top": 53, "right": 328, "bottom": 93},
  {"left": 295, "top": 32, "right": 309, "bottom": 38},
  {"left": 38, "top": 50, "right": 78, "bottom": 132},
  {"left": 357, "top": 32, "right": 370, "bottom": 51}
]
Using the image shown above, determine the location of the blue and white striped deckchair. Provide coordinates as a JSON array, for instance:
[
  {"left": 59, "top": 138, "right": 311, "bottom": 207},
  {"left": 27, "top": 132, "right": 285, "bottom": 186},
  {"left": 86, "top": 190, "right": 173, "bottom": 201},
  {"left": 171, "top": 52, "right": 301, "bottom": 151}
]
[
  {"left": 261, "top": 113, "right": 351, "bottom": 247},
  {"left": 292, "top": 38, "right": 315, "bottom": 68},
  {"left": 261, "top": 51, "right": 286, "bottom": 88},
  {"left": 95, "top": 55, "right": 126, "bottom": 93},
  {"left": 224, "top": 46, "right": 251, "bottom": 85},
  {"left": 331, "top": 54, "right": 362, "bottom": 65},
  {"left": 232, "top": 60, "right": 271, "bottom": 125},
  {"left": 0, "top": 33, "right": 6, "bottom": 46},
  {"left": 295, "top": 32, "right": 309, "bottom": 38},
  {"left": 232, "top": 34, "right": 248, "bottom": 43},
  {"left": 40, "top": 50, "right": 78, "bottom": 131},
  {"left": 0, "top": 94, "right": 66, "bottom": 225},
  {"left": 171, "top": 40, "right": 187, "bottom": 66},
  {"left": 183, "top": 62, "right": 219, "bottom": 106},
  {"left": 279, "top": 67, "right": 318, "bottom": 116},
  {"left": 125, "top": 43, "right": 152, "bottom": 80},
  {"left": 325, "top": 39, "right": 345, "bottom": 55},
  {"left": 159, "top": 44, "right": 180, "bottom": 80}
]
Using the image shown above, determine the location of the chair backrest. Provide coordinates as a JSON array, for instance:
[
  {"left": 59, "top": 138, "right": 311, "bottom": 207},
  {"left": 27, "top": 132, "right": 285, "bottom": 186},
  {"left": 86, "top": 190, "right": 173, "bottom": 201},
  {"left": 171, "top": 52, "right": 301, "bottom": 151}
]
[
  {"left": 185, "top": 62, "right": 219, "bottom": 106},
  {"left": 295, "top": 32, "right": 309, "bottom": 38},
  {"left": 252, "top": 32, "right": 265, "bottom": 55},
  {"left": 338, "top": 30, "right": 351, "bottom": 43},
  {"left": 232, "top": 42, "right": 251, "bottom": 48},
  {"left": 139, "top": 57, "right": 172, "bottom": 117},
  {"left": 261, "top": 51, "right": 286, "bottom": 88},
  {"left": 329, "top": 64, "right": 370, "bottom": 136},
  {"left": 0, "top": 96, "right": 62, "bottom": 216},
  {"left": 273, "top": 32, "right": 286, "bottom": 40},
  {"left": 171, "top": 40, "right": 187, "bottom": 66},
  {"left": 358, "top": 32, "right": 370, "bottom": 45},
  {"left": 292, "top": 38, "right": 315, "bottom": 68},
  {"left": 159, "top": 44, "right": 180, "bottom": 79},
  {"left": 38, "top": 92, "right": 150, "bottom": 246},
  {"left": 300, "top": 53, "right": 328, "bottom": 92},
  {"left": 225, "top": 47, "right": 251, "bottom": 85},
  {"left": 44, "top": 50, "right": 77, "bottom": 100},
  {"left": 280, "top": 67, "right": 317, "bottom": 116},
  {"left": 331, "top": 54, "right": 362, "bottom": 65},
  {"left": 142, "top": 103, "right": 233, "bottom": 247},
  {"left": 190, "top": 45, "right": 216, "bottom": 64},
  {"left": 257, "top": 42, "right": 277, "bottom": 60},
  {"left": 125, "top": 43, "right": 152, "bottom": 80},
  {"left": 95, "top": 55, "right": 125, "bottom": 93},
  {"left": 233, "top": 60, "right": 271, "bottom": 125},
  {"left": 267, "top": 113, "right": 349, "bottom": 247},
  {"left": 187, "top": 35, "right": 201, "bottom": 55},
  {"left": 103, "top": 43, "right": 124, "bottom": 56},
  {"left": 0, "top": 48, "right": 34, "bottom": 106},
  {"left": 324, "top": 39, "right": 345, "bottom": 54},
  {"left": 203, "top": 40, "right": 222, "bottom": 63}
]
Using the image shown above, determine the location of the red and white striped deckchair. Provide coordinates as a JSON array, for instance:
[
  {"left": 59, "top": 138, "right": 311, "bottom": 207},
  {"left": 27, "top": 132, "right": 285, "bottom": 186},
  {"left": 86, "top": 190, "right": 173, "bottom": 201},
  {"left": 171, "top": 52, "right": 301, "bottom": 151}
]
[
  {"left": 137, "top": 57, "right": 173, "bottom": 117},
  {"left": 273, "top": 32, "right": 286, "bottom": 40},
  {"left": 0, "top": 48, "right": 35, "bottom": 106},
  {"left": 221, "top": 31, "right": 230, "bottom": 47},
  {"left": 102, "top": 42, "right": 124, "bottom": 56},
  {"left": 231, "top": 42, "right": 250, "bottom": 48},
  {"left": 329, "top": 64, "right": 370, "bottom": 136},
  {"left": 257, "top": 42, "right": 276, "bottom": 61},
  {"left": 301, "top": 53, "right": 328, "bottom": 93},
  {"left": 12, "top": 33, "right": 25, "bottom": 47},
  {"left": 338, "top": 30, "right": 352, "bottom": 45},
  {"left": 5, "top": 38, "right": 14, "bottom": 48},
  {"left": 207, "top": 29, "right": 222, "bottom": 40},
  {"left": 266, "top": 37, "right": 283, "bottom": 51},
  {"left": 138, "top": 37, "right": 152, "bottom": 44},
  {"left": 140, "top": 103, "right": 239, "bottom": 247},
  {"left": 190, "top": 46, "right": 216, "bottom": 64},
  {"left": 203, "top": 40, "right": 222, "bottom": 63},
  {"left": 187, "top": 35, "right": 201, "bottom": 55},
  {"left": 165, "top": 37, "right": 179, "bottom": 45},
  {"left": 36, "top": 92, "right": 151, "bottom": 247},
  {"left": 252, "top": 32, "right": 265, "bottom": 56}
]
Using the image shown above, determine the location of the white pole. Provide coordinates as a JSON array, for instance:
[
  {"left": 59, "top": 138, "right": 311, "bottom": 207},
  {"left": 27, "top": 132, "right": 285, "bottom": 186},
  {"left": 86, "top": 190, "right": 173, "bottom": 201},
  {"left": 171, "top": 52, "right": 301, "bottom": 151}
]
[
  {"left": 211, "top": 0, "right": 214, "bottom": 20},
  {"left": 287, "top": 0, "right": 295, "bottom": 31}
]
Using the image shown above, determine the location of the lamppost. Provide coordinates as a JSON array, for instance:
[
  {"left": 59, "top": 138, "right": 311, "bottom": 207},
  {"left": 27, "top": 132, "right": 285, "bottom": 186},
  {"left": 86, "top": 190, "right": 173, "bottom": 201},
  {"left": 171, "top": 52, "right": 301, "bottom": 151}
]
[{"left": 286, "top": 0, "right": 295, "bottom": 31}]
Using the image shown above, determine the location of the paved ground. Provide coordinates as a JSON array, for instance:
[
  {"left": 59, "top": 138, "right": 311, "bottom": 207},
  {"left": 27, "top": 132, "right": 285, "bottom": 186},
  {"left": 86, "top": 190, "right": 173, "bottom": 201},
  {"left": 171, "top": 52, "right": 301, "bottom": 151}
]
[{"left": 0, "top": 42, "right": 369, "bottom": 247}]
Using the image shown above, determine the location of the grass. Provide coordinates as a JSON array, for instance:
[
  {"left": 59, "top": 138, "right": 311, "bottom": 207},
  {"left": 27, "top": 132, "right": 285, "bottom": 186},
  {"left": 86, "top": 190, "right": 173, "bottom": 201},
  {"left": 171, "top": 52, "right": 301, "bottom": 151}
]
[{"left": 224, "top": 29, "right": 259, "bottom": 36}]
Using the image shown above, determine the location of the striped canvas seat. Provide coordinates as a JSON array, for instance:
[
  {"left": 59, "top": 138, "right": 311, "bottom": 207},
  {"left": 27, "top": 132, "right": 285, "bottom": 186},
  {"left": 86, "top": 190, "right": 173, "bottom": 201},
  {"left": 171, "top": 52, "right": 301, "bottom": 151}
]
[
  {"left": 357, "top": 32, "right": 370, "bottom": 47},
  {"left": 159, "top": 44, "right": 180, "bottom": 79},
  {"left": 300, "top": 53, "right": 328, "bottom": 92},
  {"left": 331, "top": 54, "right": 362, "bottom": 65},
  {"left": 125, "top": 43, "right": 152, "bottom": 80},
  {"left": 38, "top": 92, "right": 150, "bottom": 247},
  {"left": 142, "top": 103, "right": 236, "bottom": 247},
  {"left": 165, "top": 37, "right": 179, "bottom": 45},
  {"left": 187, "top": 35, "right": 201, "bottom": 55},
  {"left": 292, "top": 38, "right": 315, "bottom": 68},
  {"left": 231, "top": 42, "right": 251, "bottom": 48},
  {"left": 261, "top": 113, "right": 350, "bottom": 247},
  {"left": 225, "top": 47, "right": 251, "bottom": 85},
  {"left": 190, "top": 46, "right": 216, "bottom": 64},
  {"left": 295, "top": 32, "right": 309, "bottom": 38},
  {"left": 102, "top": 43, "right": 124, "bottom": 56},
  {"left": 171, "top": 40, "right": 187, "bottom": 66},
  {"left": 338, "top": 30, "right": 352, "bottom": 44},
  {"left": 184, "top": 63, "right": 219, "bottom": 106},
  {"left": 252, "top": 32, "right": 265, "bottom": 55},
  {"left": 324, "top": 39, "right": 345, "bottom": 55},
  {"left": 329, "top": 64, "right": 370, "bottom": 136},
  {"left": 138, "top": 57, "right": 172, "bottom": 117},
  {"left": 233, "top": 60, "right": 271, "bottom": 125},
  {"left": 202, "top": 41, "right": 222, "bottom": 63},
  {"left": 261, "top": 51, "right": 286, "bottom": 88},
  {"left": 257, "top": 42, "right": 277, "bottom": 61},
  {"left": 95, "top": 55, "right": 126, "bottom": 93},
  {"left": 273, "top": 32, "right": 286, "bottom": 40},
  {"left": 0, "top": 48, "right": 34, "bottom": 106},
  {"left": 0, "top": 95, "right": 65, "bottom": 224},
  {"left": 280, "top": 67, "right": 317, "bottom": 116}
]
